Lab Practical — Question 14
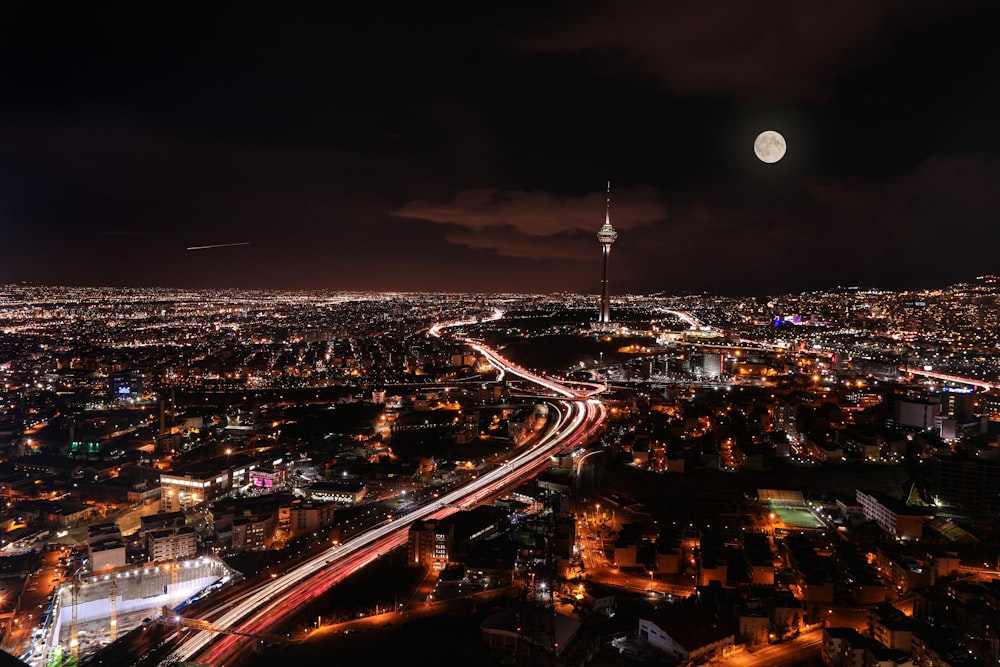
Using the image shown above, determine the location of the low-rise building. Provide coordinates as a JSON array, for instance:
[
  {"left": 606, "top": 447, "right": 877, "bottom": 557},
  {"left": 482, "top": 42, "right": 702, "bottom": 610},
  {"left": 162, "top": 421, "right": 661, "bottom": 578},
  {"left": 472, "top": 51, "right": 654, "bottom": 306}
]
[
  {"left": 231, "top": 514, "right": 274, "bottom": 553},
  {"left": 307, "top": 479, "right": 367, "bottom": 504},
  {"left": 822, "top": 627, "right": 865, "bottom": 667},
  {"left": 88, "top": 523, "right": 126, "bottom": 571},
  {"left": 613, "top": 540, "right": 638, "bottom": 568},
  {"left": 287, "top": 501, "right": 336, "bottom": 536},
  {"left": 737, "top": 606, "right": 769, "bottom": 647},
  {"left": 147, "top": 526, "right": 198, "bottom": 562},
  {"left": 868, "top": 603, "right": 914, "bottom": 653},
  {"left": 160, "top": 468, "right": 227, "bottom": 512},
  {"left": 876, "top": 546, "right": 931, "bottom": 595},
  {"left": 140, "top": 511, "right": 186, "bottom": 536},
  {"left": 856, "top": 489, "right": 927, "bottom": 540},
  {"left": 481, "top": 606, "right": 590, "bottom": 667},
  {"left": 655, "top": 537, "right": 682, "bottom": 574},
  {"left": 637, "top": 606, "right": 735, "bottom": 662}
]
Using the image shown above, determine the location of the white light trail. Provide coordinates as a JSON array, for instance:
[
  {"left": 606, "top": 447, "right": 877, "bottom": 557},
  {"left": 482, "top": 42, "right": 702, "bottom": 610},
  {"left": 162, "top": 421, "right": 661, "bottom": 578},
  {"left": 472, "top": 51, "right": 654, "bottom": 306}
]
[
  {"left": 185, "top": 242, "right": 251, "bottom": 251},
  {"left": 162, "top": 313, "right": 605, "bottom": 665}
]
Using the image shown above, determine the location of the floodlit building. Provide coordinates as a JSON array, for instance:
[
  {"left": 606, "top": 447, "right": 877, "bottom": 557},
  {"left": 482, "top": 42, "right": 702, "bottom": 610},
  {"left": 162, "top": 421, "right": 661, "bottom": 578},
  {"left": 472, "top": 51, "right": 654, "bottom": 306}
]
[
  {"left": 160, "top": 455, "right": 263, "bottom": 511},
  {"left": 107, "top": 370, "right": 143, "bottom": 402},
  {"left": 896, "top": 398, "right": 940, "bottom": 431},
  {"left": 41, "top": 557, "right": 236, "bottom": 665},
  {"left": 160, "top": 470, "right": 225, "bottom": 511},
  {"left": 856, "top": 489, "right": 927, "bottom": 540},
  {"left": 308, "top": 479, "right": 367, "bottom": 504},
  {"left": 408, "top": 518, "right": 453, "bottom": 569},
  {"left": 88, "top": 523, "right": 126, "bottom": 572}
]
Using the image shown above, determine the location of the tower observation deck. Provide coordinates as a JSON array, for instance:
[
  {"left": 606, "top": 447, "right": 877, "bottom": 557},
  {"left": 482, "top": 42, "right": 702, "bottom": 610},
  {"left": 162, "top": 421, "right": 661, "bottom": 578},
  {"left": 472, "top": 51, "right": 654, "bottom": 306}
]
[{"left": 597, "top": 182, "right": 618, "bottom": 324}]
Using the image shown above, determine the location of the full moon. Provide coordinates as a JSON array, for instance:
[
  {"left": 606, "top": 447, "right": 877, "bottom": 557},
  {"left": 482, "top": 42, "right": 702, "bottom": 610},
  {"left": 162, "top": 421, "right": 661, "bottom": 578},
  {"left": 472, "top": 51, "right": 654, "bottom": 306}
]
[{"left": 754, "top": 130, "right": 786, "bottom": 163}]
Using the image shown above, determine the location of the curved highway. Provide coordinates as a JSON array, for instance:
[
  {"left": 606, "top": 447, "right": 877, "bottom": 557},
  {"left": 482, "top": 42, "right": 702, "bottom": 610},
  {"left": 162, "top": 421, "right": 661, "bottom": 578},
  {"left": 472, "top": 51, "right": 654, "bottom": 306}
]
[
  {"left": 160, "top": 315, "right": 606, "bottom": 666},
  {"left": 661, "top": 308, "right": 997, "bottom": 391}
]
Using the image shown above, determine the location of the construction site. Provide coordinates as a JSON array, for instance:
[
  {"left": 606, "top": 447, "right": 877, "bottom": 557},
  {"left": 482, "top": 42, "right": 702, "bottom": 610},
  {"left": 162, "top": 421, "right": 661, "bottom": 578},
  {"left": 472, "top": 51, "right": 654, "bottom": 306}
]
[{"left": 31, "top": 556, "right": 236, "bottom": 666}]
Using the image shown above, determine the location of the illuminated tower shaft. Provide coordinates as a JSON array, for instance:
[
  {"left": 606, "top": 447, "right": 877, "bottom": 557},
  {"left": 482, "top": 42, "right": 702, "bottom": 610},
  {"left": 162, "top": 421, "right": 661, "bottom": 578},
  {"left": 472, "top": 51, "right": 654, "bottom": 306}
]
[
  {"left": 597, "top": 182, "right": 618, "bottom": 323},
  {"left": 600, "top": 243, "right": 612, "bottom": 322}
]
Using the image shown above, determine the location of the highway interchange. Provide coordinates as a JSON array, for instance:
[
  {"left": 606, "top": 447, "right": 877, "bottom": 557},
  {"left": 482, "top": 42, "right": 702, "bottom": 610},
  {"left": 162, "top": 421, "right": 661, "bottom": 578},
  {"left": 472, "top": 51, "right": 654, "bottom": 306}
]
[{"left": 155, "top": 316, "right": 607, "bottom": 666}]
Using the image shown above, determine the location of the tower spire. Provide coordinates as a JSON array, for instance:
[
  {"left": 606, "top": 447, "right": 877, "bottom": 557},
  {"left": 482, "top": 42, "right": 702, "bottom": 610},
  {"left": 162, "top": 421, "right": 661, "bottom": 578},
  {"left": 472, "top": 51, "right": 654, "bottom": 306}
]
[
  {"left": 606, "top": 181, "right": 611, "bottom": 224},
  {"left": 597, "top": 182, "right": 618, "bottom": 325}
]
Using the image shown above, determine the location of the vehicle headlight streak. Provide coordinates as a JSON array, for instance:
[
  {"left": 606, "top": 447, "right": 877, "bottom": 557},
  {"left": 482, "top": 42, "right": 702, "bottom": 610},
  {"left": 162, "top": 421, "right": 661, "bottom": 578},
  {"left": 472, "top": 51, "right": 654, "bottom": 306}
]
[{"left": 163, "top": 314, "right": 605, "bottom": 666}]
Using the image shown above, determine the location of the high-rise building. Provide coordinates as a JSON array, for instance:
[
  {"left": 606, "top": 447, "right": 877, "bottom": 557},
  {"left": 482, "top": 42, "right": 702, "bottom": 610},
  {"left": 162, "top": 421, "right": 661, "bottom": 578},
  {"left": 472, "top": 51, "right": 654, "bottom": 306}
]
[
  {"left": 597, "top": 182, "right": 618, "bottom": 324},
  {"left": 930, "top": 454, "right": 1000, "bottom": 515},
  {"left": 939, "top": 387, "right": 975, "bottom": 420},
  {"left": 407, "top": 518, "right": 453, "bottom": 569},
  {"left": 108, "top": 369, "right": 143, "bottom": 402}
]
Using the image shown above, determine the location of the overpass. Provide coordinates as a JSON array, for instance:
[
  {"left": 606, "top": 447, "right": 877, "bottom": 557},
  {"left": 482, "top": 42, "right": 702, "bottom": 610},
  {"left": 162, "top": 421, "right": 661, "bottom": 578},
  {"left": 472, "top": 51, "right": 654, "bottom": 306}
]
[
  {"left": 900, "top": 366, "right": 999, "bottom": 391},
  {"left": 149, "top": 313, "right": 606, "bottom": 666}
]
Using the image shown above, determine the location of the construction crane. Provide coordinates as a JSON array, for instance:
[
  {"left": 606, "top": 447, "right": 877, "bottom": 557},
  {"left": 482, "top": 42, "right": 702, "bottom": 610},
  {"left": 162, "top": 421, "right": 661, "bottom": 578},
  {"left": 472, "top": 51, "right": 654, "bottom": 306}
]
[
  {"left": 70, "top": 576, "right": 81, "bottom": 663},
  {"left": 109, "top": 577, "right": 118, "bottom": 643},
  {"left": 156, "top": 608, "right": 295, "bottom": 645}
]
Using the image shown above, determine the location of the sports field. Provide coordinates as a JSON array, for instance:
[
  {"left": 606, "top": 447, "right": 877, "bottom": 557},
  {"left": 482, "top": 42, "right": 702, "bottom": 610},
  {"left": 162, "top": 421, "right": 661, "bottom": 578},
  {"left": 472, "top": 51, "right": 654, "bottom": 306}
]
[{"left": 771, "top": 504, "right": 824, "bottom": 529}]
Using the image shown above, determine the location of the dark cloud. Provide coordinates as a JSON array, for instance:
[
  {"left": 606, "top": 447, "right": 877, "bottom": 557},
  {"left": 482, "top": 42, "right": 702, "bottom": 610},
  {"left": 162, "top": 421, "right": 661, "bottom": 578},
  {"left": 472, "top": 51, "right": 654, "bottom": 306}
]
[
  {"left": 379, "top": 153, "right": 1000, "bottom": 293},
  {"left": 632, "top": 154, "right": 1000, "bottom": 292},
  {"left": 0, "top": 122, "right": 415, "bottom": 229},
  {"left": 801, "top": 154, "right": 1000, "bottom": 276},
  {"left": 442, "top": 227, "right": 594, "bottom": 262},
  {"left": 0, "top": 5, "right": 997, "bottom": 294},
  {"left": 0, "top": 122, "right": 449, "bottom": 288},
  {"left": 515, "top": 0, "right": 979, "bottom": 100},
  {"left": 391, "top": 187, "right": 668, "bottom": 260},
  {"left": 806, "top": 154, "right": 1000, "bottom": 231}
]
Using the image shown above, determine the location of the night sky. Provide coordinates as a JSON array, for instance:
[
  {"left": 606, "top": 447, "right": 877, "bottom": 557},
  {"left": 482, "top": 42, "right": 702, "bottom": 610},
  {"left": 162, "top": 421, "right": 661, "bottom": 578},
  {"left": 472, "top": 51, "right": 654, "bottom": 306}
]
[{"left": 1, "top": 2, "right": 999, "bottom": 295}]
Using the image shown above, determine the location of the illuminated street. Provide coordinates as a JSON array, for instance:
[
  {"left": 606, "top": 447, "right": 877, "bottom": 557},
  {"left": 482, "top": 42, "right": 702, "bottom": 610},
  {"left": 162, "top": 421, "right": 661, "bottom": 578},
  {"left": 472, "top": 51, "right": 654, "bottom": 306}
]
[
  {"left": 157, "top": 320, "right": 606, "bottom": 665},
  {"left": 716, "top": 627, "right": 822, "bottom": 667},
  {"left": 3, "top": 6, "right": 1000, "bottom": 665}
]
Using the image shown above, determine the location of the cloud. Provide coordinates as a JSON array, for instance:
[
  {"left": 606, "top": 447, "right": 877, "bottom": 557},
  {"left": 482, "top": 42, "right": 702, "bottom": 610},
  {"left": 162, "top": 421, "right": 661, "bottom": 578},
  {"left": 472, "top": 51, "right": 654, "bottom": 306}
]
[
  {"left": 599, "top": 154, "right": 1000, "bottom": 293},
  {"left": 514, "top": 0, "right": 976, "bottom": 100},
  {"left": 390, "top": 186, "right": 668, "bottom": 259},
  {"left": 805, "top": 154, "right": 1000, "bottom": 241},
  {"left": 441, "top": 227, "right": 594, "bottom": 261}
]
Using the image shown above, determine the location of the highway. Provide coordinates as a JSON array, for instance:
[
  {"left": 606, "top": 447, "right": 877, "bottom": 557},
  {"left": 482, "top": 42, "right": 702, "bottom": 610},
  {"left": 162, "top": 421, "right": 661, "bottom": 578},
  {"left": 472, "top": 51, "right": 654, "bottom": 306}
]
[
  {"left": 157, "top": 317, "right": 607, "bottom": 666},
  {"left": 661, "top": 308, "right": 705, "bottom": 330},
  {"left": 664, "top": 308, "right": 998, "bottom": 392},
  {"left": 900, "top": 365, "right": 999, "bottom": 390}
]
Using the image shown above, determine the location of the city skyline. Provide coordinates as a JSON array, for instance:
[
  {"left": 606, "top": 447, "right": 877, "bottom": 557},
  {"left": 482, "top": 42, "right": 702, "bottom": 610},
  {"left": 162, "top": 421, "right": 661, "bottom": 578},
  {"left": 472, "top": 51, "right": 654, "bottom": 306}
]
[
  {"left": 1, "top": 3, "right": 999, "bottom": 295},
  {"left": 2, "top": 277, "right": 1000, "bottom": 664}
]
